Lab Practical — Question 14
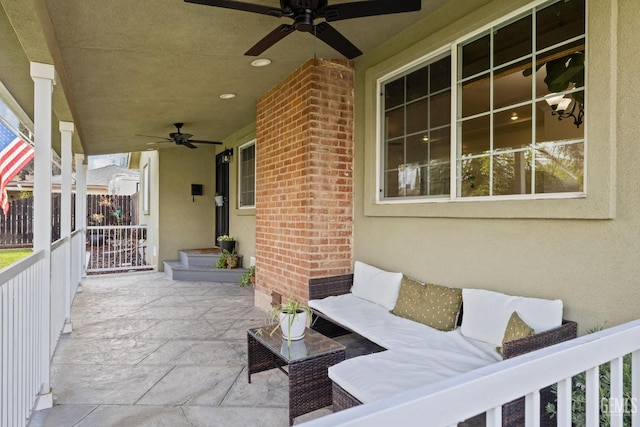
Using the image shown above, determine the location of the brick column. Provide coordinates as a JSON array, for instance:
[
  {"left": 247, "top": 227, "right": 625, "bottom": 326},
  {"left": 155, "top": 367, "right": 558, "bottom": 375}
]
[{"left": 254, "top": 59, "right": 354, "bottom": 309}]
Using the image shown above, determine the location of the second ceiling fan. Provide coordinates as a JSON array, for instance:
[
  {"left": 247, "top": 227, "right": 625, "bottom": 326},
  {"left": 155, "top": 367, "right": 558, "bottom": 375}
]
[
  {"left": 184, "top": 0, "right": 422, "bottom": 59},
  {"left": 140, "top": 123, "right": 223, "bottom": 149}
]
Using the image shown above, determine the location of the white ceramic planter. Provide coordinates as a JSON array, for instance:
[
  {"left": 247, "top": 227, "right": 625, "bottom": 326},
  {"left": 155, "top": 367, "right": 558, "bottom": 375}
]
[{"left": 279, "top": 310, "right": 307, "bottom": 341}]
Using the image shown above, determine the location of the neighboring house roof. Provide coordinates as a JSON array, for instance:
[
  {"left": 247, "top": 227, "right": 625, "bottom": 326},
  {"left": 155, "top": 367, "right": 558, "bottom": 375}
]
[
  {"left": 9, "top": 165, "right": 139, "bottom": 193},
  {"left": 52, "top": 165, "right": 139, "bottom": 187}
]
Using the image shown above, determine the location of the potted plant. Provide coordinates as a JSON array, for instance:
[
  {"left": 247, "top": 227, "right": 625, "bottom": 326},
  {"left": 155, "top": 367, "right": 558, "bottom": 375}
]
[
  {"left": 238, "top": 265, "right": 255, "bottom": 287},
  {"left": 215, "top": 249, "right": 238, "bottom": 269},
  {"left": 270, "top": 297, "right": 312, "bottom": 346},
  {"left": 216, "top": 234, "right": 236, "bottom": 253},
  {"left": 214, "top": 193, "right": 224, "bottom": 207}
]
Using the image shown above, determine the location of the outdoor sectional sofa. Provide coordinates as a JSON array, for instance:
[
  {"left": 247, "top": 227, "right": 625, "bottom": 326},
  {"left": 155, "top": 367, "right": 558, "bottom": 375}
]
[{"left": 308, "top": 261, "right": 578, "bottom": 427}]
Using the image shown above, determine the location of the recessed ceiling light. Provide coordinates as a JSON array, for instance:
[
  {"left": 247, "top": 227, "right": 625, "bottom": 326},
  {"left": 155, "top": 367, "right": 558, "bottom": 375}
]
[
  {"left": 251, "top": 58, "right": 272, "bottom": 67},
  {"left": 219, "top": 93, "right": 236, "bottom": 100},
  {"left": 510, "top": 112, "right": 519, "bottom": 121}
]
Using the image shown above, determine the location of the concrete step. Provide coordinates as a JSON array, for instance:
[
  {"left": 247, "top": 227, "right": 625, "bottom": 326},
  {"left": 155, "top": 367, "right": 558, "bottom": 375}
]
[
  {"left": 178, "top": 248, "right": 244, "bottom": 267},
  {"left": 163, "top": 260, "right": 248, "bottom": 283}
]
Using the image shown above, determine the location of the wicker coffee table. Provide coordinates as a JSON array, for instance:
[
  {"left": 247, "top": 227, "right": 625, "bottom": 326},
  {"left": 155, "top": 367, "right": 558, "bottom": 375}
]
[{"left": 247, "top": 325, "right": 346, "bottom": 425}]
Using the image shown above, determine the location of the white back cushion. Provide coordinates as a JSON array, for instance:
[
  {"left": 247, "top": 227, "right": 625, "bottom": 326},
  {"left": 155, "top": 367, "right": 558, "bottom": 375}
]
[
  {"left": 350, "top": 261, "right": 403, "bottom": 310},
  {"left": 461, "top": 288, "right": 563, "bottom": 347}
]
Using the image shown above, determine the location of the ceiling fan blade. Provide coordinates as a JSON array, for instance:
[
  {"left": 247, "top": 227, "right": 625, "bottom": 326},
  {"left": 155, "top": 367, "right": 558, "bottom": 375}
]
[
  {"left": 137, "top": 134, "right": 171, "bottom": 141},
  {"left": 181, "top": 133, "right": 194, "bottom": 140},
  {"left": 312, "top": 22, "right": 362, "bottom": 59},
  {"left": 183, "top": 0, "right": 285, "bottom": 17},
  {"left": 245, "top": 24, "right": 295, "bottom": 56},
  {"left": 180, "top": 141, "right": 198, "bottom": 149},
  {"left": 322, "top": 0, "right": 421, "bottom": 22},
  {"left": 188, "top": 140, "right": 223, "bottom": 145}
]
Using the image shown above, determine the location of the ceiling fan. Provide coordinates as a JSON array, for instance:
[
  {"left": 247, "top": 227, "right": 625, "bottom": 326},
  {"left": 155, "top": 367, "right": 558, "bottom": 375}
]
[
  {"left": 138, "top": 123, "right": 223, "bottom": 149},
  {"left": 183, "top": 0, "right": 422, "bottom": 59}
]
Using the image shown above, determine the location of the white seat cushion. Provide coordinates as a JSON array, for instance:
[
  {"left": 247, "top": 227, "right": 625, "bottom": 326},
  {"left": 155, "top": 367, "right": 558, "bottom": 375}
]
[
  {"left": 310, "top": 293, "right": 446, "bottom": 349},
  {"left": 328, "top": 330, "right": 501, "bottom": 403}
]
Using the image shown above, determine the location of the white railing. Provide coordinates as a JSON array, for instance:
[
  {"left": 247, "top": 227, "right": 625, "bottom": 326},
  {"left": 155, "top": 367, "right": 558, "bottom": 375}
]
[
  {"left": 70, "top": 229, "right": 84, "bottom": 297},
  {"left": 86, "top": 225, "right": 152, "bottom": 273},
  {"left": 1, "top": 228, "right": 86, "bottom": 427},
  {"left": 301, "top": 320, "right": 640, "bottom": 427},
  {"left": 0, "top": 251, "right": 46, "bottom": 427},
  {"left": 50, "top": 238, "right": 69, "bottom": 355}
]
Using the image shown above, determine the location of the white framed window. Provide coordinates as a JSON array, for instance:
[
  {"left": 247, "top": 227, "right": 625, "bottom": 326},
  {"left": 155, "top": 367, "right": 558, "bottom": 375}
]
[
  {"left": 378, "top": 0, "right": 585, "bottom": 203},
  {"left": 238, "top": 139, "right": 256, "bottom": 209}
]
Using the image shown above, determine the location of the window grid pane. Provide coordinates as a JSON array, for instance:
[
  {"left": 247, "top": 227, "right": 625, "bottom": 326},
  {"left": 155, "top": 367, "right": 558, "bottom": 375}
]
[
  {"left": 382, "top": 54, "right": 452, "bottom": 199},
  {"left": 378, "top": 0, "right": 585, "bottom": 203},
  {"left": 239, "top": 143, "right": 255, "bottom": 207},
  {"left": 456, "top": 0, "right": 585, "bottom": 198}
]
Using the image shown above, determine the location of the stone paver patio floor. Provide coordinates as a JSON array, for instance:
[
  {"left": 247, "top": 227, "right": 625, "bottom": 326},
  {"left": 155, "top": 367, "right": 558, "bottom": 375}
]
[{"left": 29, "top": 272, "right": 331, "bottom": 427}]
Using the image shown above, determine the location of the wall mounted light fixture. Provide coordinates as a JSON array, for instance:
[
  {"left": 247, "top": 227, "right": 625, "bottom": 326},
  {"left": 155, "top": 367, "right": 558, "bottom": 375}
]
[
  {"left": 221, "top": 148, "right": 234, "bottom": 164},
  {"left": 545, "top": 93, "right": 584, "bottom": 128}
]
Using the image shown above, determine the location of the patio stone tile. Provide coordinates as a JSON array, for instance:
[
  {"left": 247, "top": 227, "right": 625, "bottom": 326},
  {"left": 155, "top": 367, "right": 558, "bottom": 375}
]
[
  {"left": 201, "top": 304, "right": 264, "bottom": 321},
  {"left": 222, "top": 368, "right": 289, "bottom": 408},
  {"left": 140, "top": 339, "right": 246, "bottom": 366},
  {"left": 71, "top": 304, "right": 142, "bottom": 323},
  {"left": 207, "top": 289, "right": 254, "bottom": 299},
  {"left": 183, "top": 293, "right": 253, "bottom": 307},
  {"left": 75, "top": 405, "right": 192, "bottom": 427},
  {"left": 182, "top": 405, "right": 289, "bottom": 427},
  {"left": 28, "top": 404, "right": 97, "bottom": 427},
  {"left": 51, "top": 363, "right": 174, "bottom": 405},
  {"left": 218, "top": 318, "right": 272, "bottom": 340},
  {"left": 135, "top": 319, "right": 233, "bottom": 340},
  {"left": 142, "top": 294, "right": 205, "bottom": 307},
  {"left": 120, "top": 305, "right": 213, "bottom": 320},
  {"left": 35, "top": 274, "right": 331, "bottom": 426},
  {"left": 137, "top": 365, "right": 243, "bottom": 406},
  {"left": 71, "top": 319, "right": 160, "bottom": 339},
  {"left": 52, "top": 336, "right": 166, "bottom": 365}
]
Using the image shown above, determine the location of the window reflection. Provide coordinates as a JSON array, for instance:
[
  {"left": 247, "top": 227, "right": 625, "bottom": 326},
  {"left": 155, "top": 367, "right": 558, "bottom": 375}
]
[
  {"left": 379, "top": 0, "right": 585, "bottom": 201},
  {"left": 382, "top": 53, "right": 452, "bottom": 198},
  {"left": 458, "top": 0, "right": 585, "bottom": 197}
]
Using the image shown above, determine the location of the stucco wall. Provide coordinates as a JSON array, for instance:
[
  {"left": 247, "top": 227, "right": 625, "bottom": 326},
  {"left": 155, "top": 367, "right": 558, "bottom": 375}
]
[
  {"left": 157, "top": 146, "right": 216, "bottom": 269},
  {"left": 224, "top": 122, "right": 257, "bottom": 264},
  {"left": 139, "top": 151, "right": 159, "bottom": 268},
  {"left": 352, "top": 0, "right": 637, "bottom": 334}
]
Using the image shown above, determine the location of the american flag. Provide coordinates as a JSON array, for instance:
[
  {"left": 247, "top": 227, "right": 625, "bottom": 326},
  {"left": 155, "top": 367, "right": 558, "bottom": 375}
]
[{"left": 0, "top": 121, "right": 34, "bottom": 216}]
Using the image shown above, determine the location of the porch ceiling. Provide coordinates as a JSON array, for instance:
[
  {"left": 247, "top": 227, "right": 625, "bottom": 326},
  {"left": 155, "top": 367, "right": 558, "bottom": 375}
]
[{"left": 0, "top": 0, "right": 446, "bottom": 156}]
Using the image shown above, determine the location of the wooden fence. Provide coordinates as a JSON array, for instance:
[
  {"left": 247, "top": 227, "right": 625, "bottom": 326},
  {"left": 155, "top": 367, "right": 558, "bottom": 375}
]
[{"left": 0, "top": 194, "right": 138, "bottom": 248}]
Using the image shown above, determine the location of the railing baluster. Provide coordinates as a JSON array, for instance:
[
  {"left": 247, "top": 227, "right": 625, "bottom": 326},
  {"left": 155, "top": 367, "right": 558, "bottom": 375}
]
[
  {"left": 586, "top": 366, "right": 600, "bottom": 427},
  {"left": 485, "top": 406, "right": 501, "bottom": 427},
  {"left": 557, "top": 377, "right": 572, "bottom": 427},
  {"left": 525, "top": 390, "right": 540, "bottom": 426},
  {"left": 633, "top": 350, "right": 640, "bottom": 427},
  {"left": 610, "top": 356, "right": 624, "bottom": 427},
  {"left": 1, "top": 284, "right": 5, "bottom": 427}
]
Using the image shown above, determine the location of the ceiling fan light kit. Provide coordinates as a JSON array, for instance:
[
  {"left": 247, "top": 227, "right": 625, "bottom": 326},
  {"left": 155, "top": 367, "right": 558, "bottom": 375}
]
[{"left": 184, "top": 0, "right": 422, "bottom": 59}]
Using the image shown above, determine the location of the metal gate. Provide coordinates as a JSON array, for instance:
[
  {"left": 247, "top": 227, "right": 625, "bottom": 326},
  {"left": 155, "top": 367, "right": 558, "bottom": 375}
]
[{"left": 86, "top": 225, "right": 154, "bottom": 273}]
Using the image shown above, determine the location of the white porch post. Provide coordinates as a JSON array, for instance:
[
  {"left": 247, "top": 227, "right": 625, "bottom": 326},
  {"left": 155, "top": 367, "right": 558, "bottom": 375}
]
[
  {"left": 75, "top": 153, "right": 87, "bottom": 283},
  {"left": 30, "top": 61, "right": 56, "bottom": 410},
  {"left": 60, "top": 121, "right": 74, "bottom": 333}
]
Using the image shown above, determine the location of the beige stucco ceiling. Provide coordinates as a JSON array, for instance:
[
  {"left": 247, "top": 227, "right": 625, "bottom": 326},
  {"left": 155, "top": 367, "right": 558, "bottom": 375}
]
[{"left": 0, "top": 0, "right": 446, "bottom": 156}]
